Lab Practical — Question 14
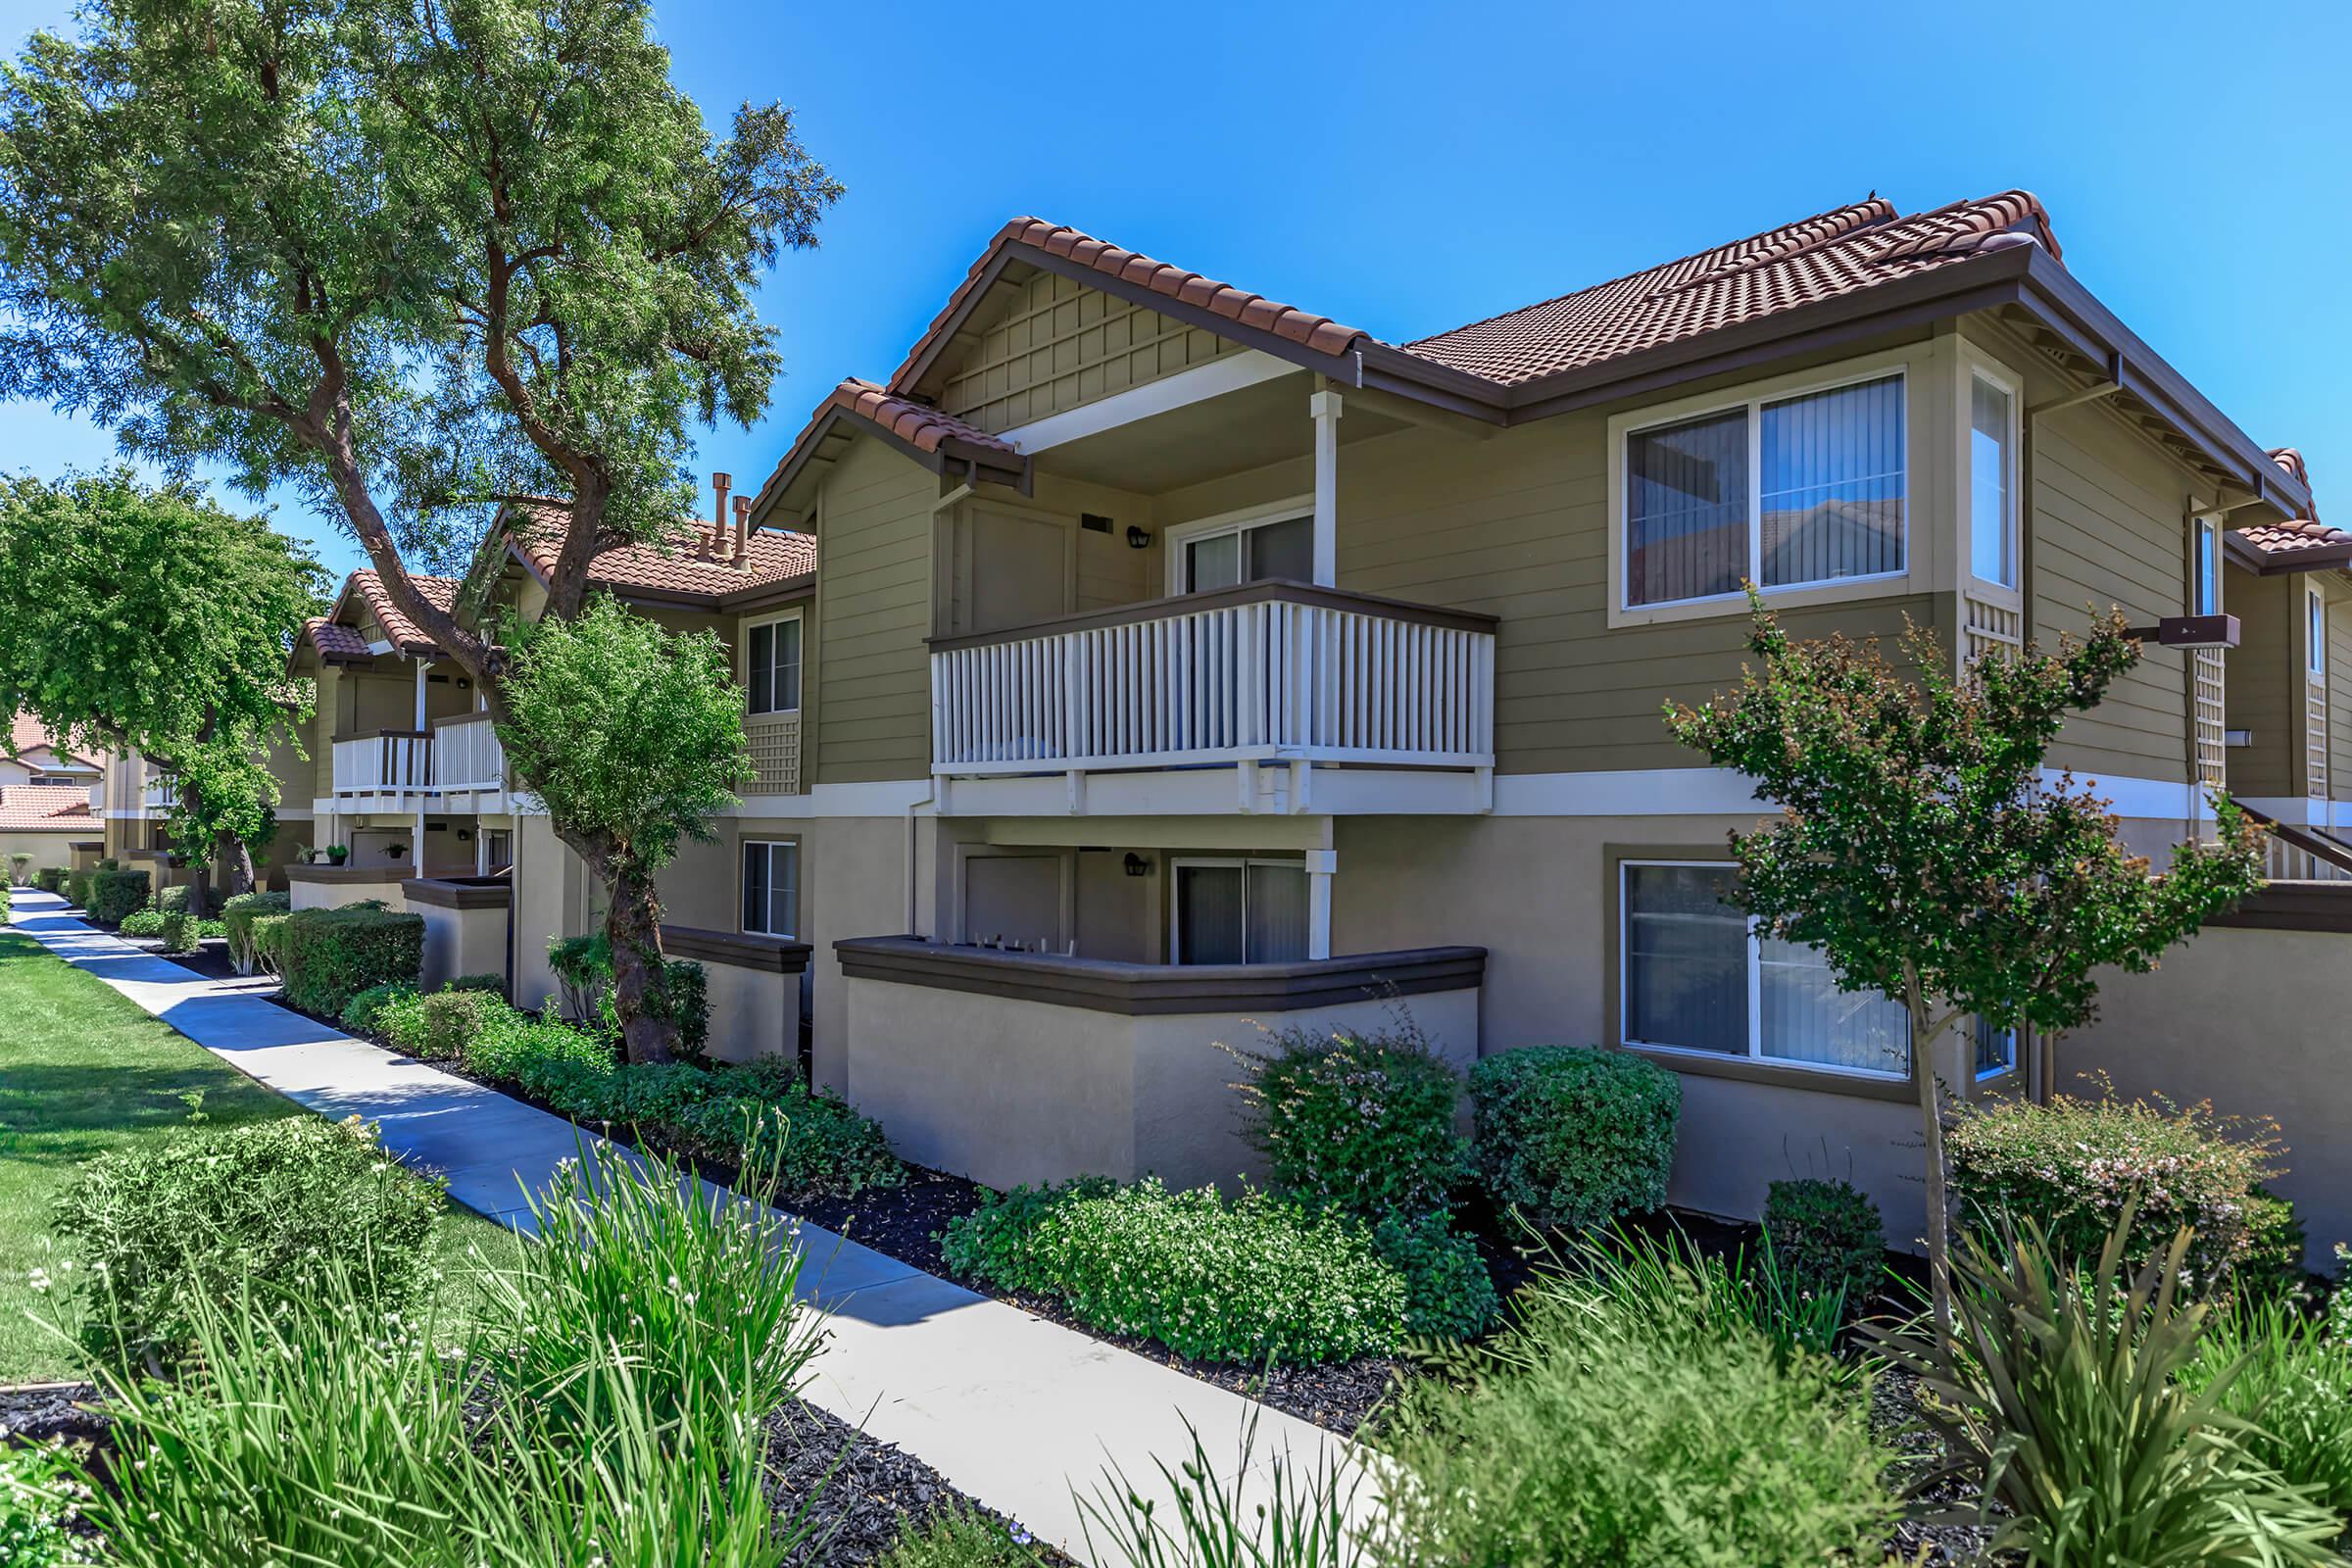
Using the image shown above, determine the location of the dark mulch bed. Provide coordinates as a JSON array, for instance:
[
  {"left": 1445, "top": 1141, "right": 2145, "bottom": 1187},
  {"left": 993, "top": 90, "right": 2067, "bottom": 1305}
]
[
  {"left": 771, "top": 1398, "right": 1072, "bottom": 1566},
  {"left": 0, "top": 1381, "right": 105, "bottom": 1446},
  {"left": 1872, "top": 1367, "right": 2008, "bottom": 1567}
]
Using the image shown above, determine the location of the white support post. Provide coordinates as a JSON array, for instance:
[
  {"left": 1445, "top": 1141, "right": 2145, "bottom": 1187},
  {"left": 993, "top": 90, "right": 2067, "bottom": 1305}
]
[
  {"left": 1304, "top": 849, "right": 1336, "bottom": 960},
  {"left": 1308, "top": 389, "right": 1343, "bottom": 587},
  {"left": 412, "top": 808, "right": 425, "bottom": 876},
  {"left": 413, "top": 659, "right": 429, "bottom": 729}
]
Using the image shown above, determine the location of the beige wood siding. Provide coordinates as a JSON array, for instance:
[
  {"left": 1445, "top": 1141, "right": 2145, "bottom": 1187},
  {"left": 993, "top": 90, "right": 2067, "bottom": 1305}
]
[
  {"left": 936, "top": 270, "right": 1241, "bottom": 435},
  {"left": 2226, "top": 567, "right": 2295, "bottom": 800},
  {"left": 2328, "top": 586, "right": 2352, "bottom": 801},
  {"left": 2029, "top": 404, "right": 2192, "bottom": 785},
  {"left": 813, "top": 436, "right": 937, "bottom": 783}
]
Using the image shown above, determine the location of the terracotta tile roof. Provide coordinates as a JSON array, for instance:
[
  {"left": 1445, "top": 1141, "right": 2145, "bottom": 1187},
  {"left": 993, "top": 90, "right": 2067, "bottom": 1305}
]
[
  {"left": 2234, "top": 449, "right": 2344, "bottom": 563},
  {"left": 346, "top": 569, "right": 460, "bottom": 655},
  {"left": 1399, "top": 190, "right": 2060, "bottom": 387},
  {"left": 508, "top": 499, "right": 816, "bottom": 601},
  {"left": 890, "top": 219, "right": 1372, "bottom": 392},
  {"left": 829, "top": 378, "right": 1012, "bottom": 457},
  {"left": 7, "top": 711, "right": 96, "bottom": 768},
  {"left": 298, "top": 616, "right": 374, "bottom": 662},
  {"left": 0, "top": 784, "right": 94, "bottom": 829}
]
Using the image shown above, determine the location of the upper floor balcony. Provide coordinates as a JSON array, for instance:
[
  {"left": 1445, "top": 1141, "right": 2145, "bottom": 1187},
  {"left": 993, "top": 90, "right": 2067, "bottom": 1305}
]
[
  {"left": 927, "top": 579, "right": 1496, "bottom": 815},
  {"left": 329, "top": 711, "right": 510, "bottom": 812}
]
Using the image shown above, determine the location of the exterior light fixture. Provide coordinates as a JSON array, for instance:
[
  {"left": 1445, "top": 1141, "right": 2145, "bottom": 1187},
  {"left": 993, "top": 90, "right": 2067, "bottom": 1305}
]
[
  {"left": 1126, "top": 525, "right": 1152, "bottom": 550},
  {"left": 2122, "top": 613, "right": 2240, "bottom": 650},
  {"left": 1123, "top": 853, "right": 1151, "bottom": 877}
]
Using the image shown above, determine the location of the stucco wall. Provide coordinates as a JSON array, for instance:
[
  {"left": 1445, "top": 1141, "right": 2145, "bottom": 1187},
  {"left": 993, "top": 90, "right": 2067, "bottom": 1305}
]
[
  {"left": 0, "top": 831, "right": 82, "bottom": 878},
  {"left": 2060, "top": 926, "right": 2352, "bottom": 1270},
  {"left": 410, "top": 896, "right": 509, "bottom": 993}
]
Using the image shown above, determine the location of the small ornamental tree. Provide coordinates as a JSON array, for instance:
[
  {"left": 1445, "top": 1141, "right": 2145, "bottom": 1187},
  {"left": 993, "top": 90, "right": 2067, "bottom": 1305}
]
[
  {"left": 1665, "top": 593, "right": 2264, "bottom": 1338},
  {"left": 495, "top": 596, "right": 751, "bottom": 1062},
  {"left": 0, "top": 0, "right": 840, "bottom": 1058},
  {"left": 0, "top": 470, "right": 323, "bottom": 907}
]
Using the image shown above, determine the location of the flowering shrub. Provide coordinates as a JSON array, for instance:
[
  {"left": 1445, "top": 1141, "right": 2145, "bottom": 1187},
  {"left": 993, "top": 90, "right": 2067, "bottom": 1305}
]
[
  {"left": 1225, "top": 1015, "right": 1469, "bottom": 1220},
  {"left": 1947, "top": 1090, "right": 2280, "bottom": 1287},
  {"left": 50, "top": 1114, "right": 444, "bottom": 1371},
  {"left": 1469, "top": 1047, "right": 1681, "bottom": 1232},
  {"left": 942, "top": 1176, "right": 1408, "bottom": 1365},
  {"left": 0, "top": 1440, "right": 99, "bottom": 1567}
]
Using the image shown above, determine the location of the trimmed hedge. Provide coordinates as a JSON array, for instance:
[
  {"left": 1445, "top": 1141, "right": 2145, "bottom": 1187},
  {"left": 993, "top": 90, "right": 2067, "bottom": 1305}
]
[
  {"left": 34, "top": 866, "right": 65, "bottom": 893},
  {"left": 942, "top": 1176, "right": 1408, "bottom": 1365},
  {"left": 157, "top": 884, "right": 224, "bottom": 917},
  {"left": 221, "top": 891, "right": 290, "bottom": 973},
  {"left": 86, "top": 868, "right": 150, "bottom": 927},
  {"left": 1469, "top": 1046, "right": 1681, "bottom": 1233},
  {"left": 339, "top": 982, "right": 416, "bottom": 1038},
  {"left": 119, "top": 907, "right": 167, "bottom": 938},
  {"left": 276, "top": 903, "right": 424, "bottom": 1018}
]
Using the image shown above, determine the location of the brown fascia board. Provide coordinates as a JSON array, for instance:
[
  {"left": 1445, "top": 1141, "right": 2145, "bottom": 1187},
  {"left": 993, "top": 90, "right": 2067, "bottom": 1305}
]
[
  {"left": 2227, "top": 537, "right": 2352, "bottom": 577},
  {"left": 504, "top": 537, "right": 815, "bottom": 616},
  {"left": 750, "top": 407, "right": 1029, "bottom": 530}
]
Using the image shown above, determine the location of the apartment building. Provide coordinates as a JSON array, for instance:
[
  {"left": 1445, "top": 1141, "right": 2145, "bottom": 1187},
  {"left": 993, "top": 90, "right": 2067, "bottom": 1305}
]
[
  {"left": 2, "top": 712, "right": 103, "bottom": 874},
  {"left": 685, "top": 189, "right": 2350, "bottom": 1246}
]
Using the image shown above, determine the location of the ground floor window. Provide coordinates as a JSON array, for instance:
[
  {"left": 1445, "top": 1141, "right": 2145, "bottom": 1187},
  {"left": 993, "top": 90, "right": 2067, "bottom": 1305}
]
[
  {"left": 480, "top": 828, "right": 513, "bottom": 873},
  {"left": 1171, "top": 858, "right": 1306, "bottom": 965},
  {"left": 742, "top": 840, "right": 799, "bottom": 939},
  {"left": 1972, "top": 1019, "right": 2017, "bottom": 1079},
  {"left": 1620, "top": 859, "right": 1910, "bottom": 1079}
]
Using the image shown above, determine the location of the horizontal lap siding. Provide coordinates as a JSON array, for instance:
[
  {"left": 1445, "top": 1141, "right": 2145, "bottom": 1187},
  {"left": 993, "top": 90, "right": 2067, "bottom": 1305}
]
[
  {"left": 2331, "top": 589, "right": 2352, "bottom": 801},
  {"left": 815, "top": 438, "right": 938, "bottom": 784},
  {"left": 2228, "top": 569, "right": 2296, "bottom": 800},
  {"left": 2031, "top": 409, "right": 2190, "bottom": 786}
]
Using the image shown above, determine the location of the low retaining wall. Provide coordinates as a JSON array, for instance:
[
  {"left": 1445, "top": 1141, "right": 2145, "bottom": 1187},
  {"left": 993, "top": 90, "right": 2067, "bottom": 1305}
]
[
  {"left": 403, "top": 876, "right": 511, "bottom": 994},
  {"left": 284, "top": 862, "right": 410, "bottom": 912},
  {"left": 835, "top": 937, "right": 1485, "bottom": 1193},
  {"left": 662, "top": 924, "right": 811, "bottom": 1065}
]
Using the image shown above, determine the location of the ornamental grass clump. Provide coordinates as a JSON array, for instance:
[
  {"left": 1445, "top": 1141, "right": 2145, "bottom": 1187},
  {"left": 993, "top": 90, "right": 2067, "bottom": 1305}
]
[
  {"left": 943, "top": 1177, "right": 1407, "bottom": 1365},
  {"left": 1867, "top": 1209, "right": 2343, "bottom": 1566},
  {"left": 2185, "top": 1292, "right": 2352, "bottom": 1528},
  {"left": 1947, "top": 1087, "right": 2280, "bottom": 1290},
  {"left": 51, "top": 1114, "right": 445, "bottom": 1374},
  {"left": 1377, "top": 1232, "right": 1894, "bottom": 1565}
]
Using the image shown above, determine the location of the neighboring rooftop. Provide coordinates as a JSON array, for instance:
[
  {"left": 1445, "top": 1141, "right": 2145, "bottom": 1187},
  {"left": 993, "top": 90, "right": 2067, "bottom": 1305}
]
[
  {"left": 2231, "top": 450, "right": 2349, "bottom": 572},
  {"left": 508, "top": 499, "right": 815, "bottom": 602},
  {"left": 6, "top": 712, "right": 98, "bottom": 769},
  {"left": 0, "top": 783, "right": 94, "bottom": 829}
]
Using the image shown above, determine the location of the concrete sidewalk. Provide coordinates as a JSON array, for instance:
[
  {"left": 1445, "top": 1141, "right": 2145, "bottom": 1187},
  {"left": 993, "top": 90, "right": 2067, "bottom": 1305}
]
[{"left": 8, "top": 892, "right": 1357, "bottom": 1562}]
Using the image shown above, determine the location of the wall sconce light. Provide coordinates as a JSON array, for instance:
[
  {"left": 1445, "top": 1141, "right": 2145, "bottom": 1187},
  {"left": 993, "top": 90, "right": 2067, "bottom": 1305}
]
[
  {"left": 1123, "top": 853, "right": 1151, "bottom": 877},
  {"left": 1126, "top": 525, "right": 1152, "bottom": 550}
]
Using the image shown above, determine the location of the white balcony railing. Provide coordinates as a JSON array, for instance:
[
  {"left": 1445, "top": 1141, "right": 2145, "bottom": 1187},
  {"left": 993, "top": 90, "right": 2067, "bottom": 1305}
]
[
  {"left": 929, "top": 581, "right": 1496, "bottom": 776},
  {"left": 330, "top": 716, "right": 506, "bottom": 800},
  {"left": 142, "top": 776, "right": 177, "bottom": 811}
]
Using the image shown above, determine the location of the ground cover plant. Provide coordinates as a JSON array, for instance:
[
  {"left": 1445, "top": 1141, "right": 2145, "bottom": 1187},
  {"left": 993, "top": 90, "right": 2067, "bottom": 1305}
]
[{"left": 943, "top": 1176, "right": 1408, "bottom": 1366}]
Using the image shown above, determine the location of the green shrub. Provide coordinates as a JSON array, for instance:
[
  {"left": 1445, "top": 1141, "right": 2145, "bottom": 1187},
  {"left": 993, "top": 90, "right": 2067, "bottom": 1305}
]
[
  {"left": 531, "top": 1058, "right": 710, "bottom": 1126},
  {"left": 85, "top": 867, "right": 150, "bottom": 926},
  {"left": 1381, "top": 1237, "right": 1894, "bottom": 1565},
  {"left": 410, "top": 988, "right": 516, "bottom": 1062},
  {"left": 34, "top": 865, "right": 67, "bottom": 893},
  {"left": 2186, "top": 1293, "right": 2352, "bottom": 1525},
  {"left": 276, "top": 902, "right": 424, "bottom": 1018},
  {"left": 1370, "top": 1209, "right": 1498, "bottom": 1341},
  {"left": 1226, "top": 1015, "right": 1468, "bottom": 1221},
  {"left": 50, "top": 1114, "right": 446, "bottom": 1372},
  {"left": 156, "top": 884, "right": 224, "bottom": 917},
  {"left": 118, "top": 906, "right": 167, "bottom": 937},
  {"left": 444, "top": 971, "right": 507, "bottom": 995},
  {"left": 63, "top": 867, "right": 89, "bottom": 907},
  {"left": 2241, "top": 1186, "right": 2310, "bottom": 1300},
  {"left": 654, "top": 956, "right": 710, "bottom": 1057},
  {"left": 0, "top": 1436, "right": 95, "bottom": 1567},
  {"left": 546, "top": 931, "right": 612, "bottom": 1022},
  {"left": 943, "top": 1176, "right": 1406, "bottom": 1365},
  {"left": 1870, "top": 1215, "right": 2341, "bottom": 1565},
  {"left": 1468, "top": 1046, "right": 1680, "bottom": 1232},
  {"left": 249, "top": 910, "right": 291, "bottom": 974},
  {"left": 880, "top": 1504, "right": 1045, "bottom": 1568},
  {"left": 339, "top": 982, "right": 416, "bottom": 1038},
  {"left": 1764, "top": 1176, "right": 1886, "bottom": 1309},
  {"left": 461, "top": 1012, "right": 613, "bottom": 1085},
  {"left": 1948, "top": 1090, "right": 2279, "bottom": 1289},
  {"left": 666, "top": 1084, "right": 904, "bottom": 1199},
  {"left": 158, "top": 909, "right": 199, "bottom": 953},
  {"left": 221, "top": 891, "right": 290, "bottom": 973}
]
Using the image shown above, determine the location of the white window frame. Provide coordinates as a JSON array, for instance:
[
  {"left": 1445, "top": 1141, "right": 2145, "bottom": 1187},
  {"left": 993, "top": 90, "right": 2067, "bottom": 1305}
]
[
  {"left": 2310, "top": 587, "right": 2327, "bottom": 677},
  {"left": 1965, "top": 359, "right": 2022, "bottom": 592},
  {"left": 740, "top": 837, "right": 800, "bottom": 939},
  {"left": 742, "top": 610, "right": 804, "bottom": 717},
  {"left": 1617, "top": 858, "right": 1910, "bottom": 1082},
  {"left": 1973, "top": 1019, "right": 2018, "bottom": 1082},
  {"left": 1168, "top": 855, "right": 1305, "bottom": 964},
  {"left": 2193, "top": 516, "right": 2222, "bottom": 616},
  {"left": 1612, "top": 362, "right": 1911, "bottom": 617},
  {"left": 1162, "top": 495, "right": 1314, "bottom": 594}
]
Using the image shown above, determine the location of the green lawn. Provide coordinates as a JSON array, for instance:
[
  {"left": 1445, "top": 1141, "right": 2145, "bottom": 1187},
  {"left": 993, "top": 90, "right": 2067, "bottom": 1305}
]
[{"left": 0, "top": 930, "right": 519, "bottom": 1381}]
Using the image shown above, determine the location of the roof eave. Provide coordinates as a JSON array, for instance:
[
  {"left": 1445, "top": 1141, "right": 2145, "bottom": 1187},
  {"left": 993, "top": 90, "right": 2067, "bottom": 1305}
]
[{"left": 749, "top": 407, "right": 1031, "bottom": 530}]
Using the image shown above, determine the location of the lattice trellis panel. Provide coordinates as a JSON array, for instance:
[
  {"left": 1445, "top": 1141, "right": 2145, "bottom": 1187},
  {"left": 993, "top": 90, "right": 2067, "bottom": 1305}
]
[
  {"left": 1961, "top": 591, "right": 2023, "bottom": 675},
  {"left": 2194, "top": 649, "right": 2228, "bottom": 792},
  {"left": 746, "top": 714, "right": 801, "bottom": 796},
  {"left": 2308, "top": 675, "right": 2329, "bottom": 799}
]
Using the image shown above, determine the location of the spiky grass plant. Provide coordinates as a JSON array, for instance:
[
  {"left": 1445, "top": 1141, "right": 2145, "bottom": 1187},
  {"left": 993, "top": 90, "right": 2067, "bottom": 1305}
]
[
  {"left": 1869, "top": 1209, "right": 2342, "bottom": 1565},
  {"left": 1079, "top": 1413, "right": 1373, "bottom": 1568}
]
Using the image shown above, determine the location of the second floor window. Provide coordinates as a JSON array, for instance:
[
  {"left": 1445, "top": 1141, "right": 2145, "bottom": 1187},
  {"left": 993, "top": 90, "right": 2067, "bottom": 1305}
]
[
  {"left": 747, "top": 616, "right": 802, "bottom": 715},
  {"left": 2194, "top": 517, "right": 2221, "bottom": 616},
  {"left": 1183, "top": 514, "right": 1312, "bottom": 593},
  {"left": 2312, "top": 589, "right": 2328, "bottom": 678},
  {"left": 1626, "top": 372, "right": 1906, "bottom": 608}
]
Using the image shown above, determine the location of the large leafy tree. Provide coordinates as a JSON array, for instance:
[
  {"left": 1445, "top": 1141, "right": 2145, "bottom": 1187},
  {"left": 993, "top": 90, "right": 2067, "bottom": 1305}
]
[
  {"left": 1666, "top": 595, "right": 2264, "bottom": 1339},
  {"left": 0, "top": 469, "right": 326, "bottom": 903},
  {"left": 0, "top": 0, "right": 840, "bottom": 1058}
]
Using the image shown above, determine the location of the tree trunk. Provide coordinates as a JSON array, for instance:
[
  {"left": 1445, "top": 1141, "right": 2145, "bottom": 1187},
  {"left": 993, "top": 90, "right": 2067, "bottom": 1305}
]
[
  {"left": 1911, "top": 993, "right": 1956, "bottom": 1348},
  {"left": 220, "top": 834, "right": 255, "bottom": 898},
  {"left": 600, "top": 856, "right": 676, "bottom": 1064}
]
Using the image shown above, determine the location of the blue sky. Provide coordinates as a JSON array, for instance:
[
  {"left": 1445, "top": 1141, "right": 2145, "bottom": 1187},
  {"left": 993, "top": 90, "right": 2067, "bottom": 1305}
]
[{"left": 3, "top": 0, "right": 2347, "bottom": 579}]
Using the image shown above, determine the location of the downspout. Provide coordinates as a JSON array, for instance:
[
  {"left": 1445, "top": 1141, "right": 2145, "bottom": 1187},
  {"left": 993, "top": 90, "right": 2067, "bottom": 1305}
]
[{"left": 905, "top": 780, "right": 935, "bottom": 937}]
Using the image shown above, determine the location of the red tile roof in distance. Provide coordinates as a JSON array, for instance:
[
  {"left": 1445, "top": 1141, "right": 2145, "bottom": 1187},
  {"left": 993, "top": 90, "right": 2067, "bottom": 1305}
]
[
  {"left": 0, "top": 784, "right": 94, "bottom": 829},
  {"left": 1399, "top": 190, "right": 2061, "bottom": 387},
  {"left": 8, "top": 711, "right": 95, "bottom": 767},
  {"left": 299, "top": 615, "right": 374, "bottom": 662},
  {"left": 889, "top": 219, "right": 1372, "bottom": 392},
  {"left": 2234, "top": 449, "right": 2344, "bottom": 561},
  {"left": 349, "top": 570, "right": 461, "bottom": 655},
  {"left": 507, "top": 499, "right": 816, "bottom": 600}
]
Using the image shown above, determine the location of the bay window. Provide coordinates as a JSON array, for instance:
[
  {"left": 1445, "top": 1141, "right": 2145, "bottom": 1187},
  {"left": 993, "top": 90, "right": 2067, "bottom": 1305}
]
[
  {"left": 1620, "top": 860, "right": 1910, "bottom": 1079},
  {"left": 1625, "top": 372, "right": 1906, "bottom": 609},
  {"left": 1969, "top": 371, "right": 2017, "bottom": 587}
]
